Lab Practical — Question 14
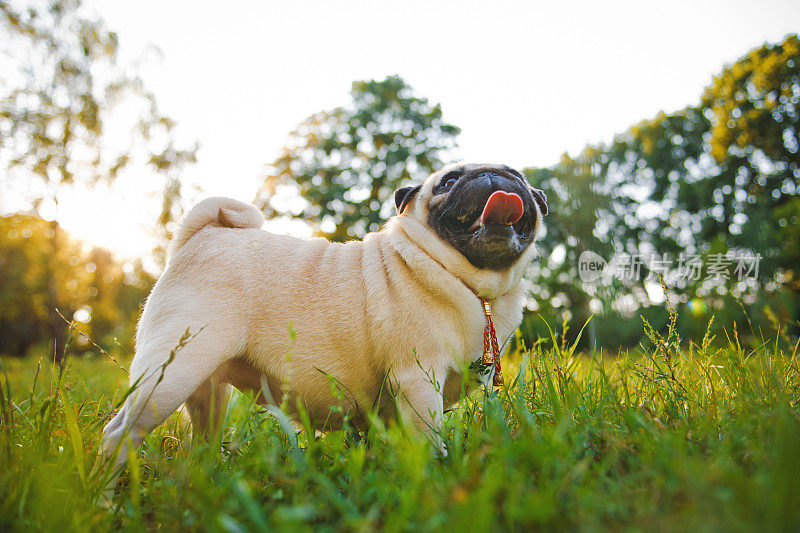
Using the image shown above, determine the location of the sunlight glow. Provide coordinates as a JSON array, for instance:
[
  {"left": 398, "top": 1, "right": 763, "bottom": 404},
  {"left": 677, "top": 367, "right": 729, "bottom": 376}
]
[{"left": 55, "top": 0, "right": 800, "bottom": 262}]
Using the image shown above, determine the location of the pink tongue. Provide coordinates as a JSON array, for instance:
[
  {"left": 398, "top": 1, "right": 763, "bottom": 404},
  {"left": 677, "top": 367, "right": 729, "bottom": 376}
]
[{"left": 479, "top": 191, "right": 524, "bottom": 226}]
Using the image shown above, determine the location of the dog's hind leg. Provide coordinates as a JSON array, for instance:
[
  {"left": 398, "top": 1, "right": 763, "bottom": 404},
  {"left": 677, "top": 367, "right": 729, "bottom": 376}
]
[
  {"left": 185, "top": 375, "right": 230, "bottom": 441},
  {"left": 99, "top": 321, "right": 244, "bottom": 501}
]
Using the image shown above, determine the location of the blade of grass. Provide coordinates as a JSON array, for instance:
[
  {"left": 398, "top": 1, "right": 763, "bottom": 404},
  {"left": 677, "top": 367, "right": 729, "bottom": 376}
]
[{"left": 59, "top": 383, "right": 86, "bottom": 488}]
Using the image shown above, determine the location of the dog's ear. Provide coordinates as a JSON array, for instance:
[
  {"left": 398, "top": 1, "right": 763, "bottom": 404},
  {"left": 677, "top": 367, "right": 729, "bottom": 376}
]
[
  {"left": 531, "top": 187, "right": 548, "bottom": 216},
  {"left": 394, "top": 185, "right": 421, "bottom": 215}
]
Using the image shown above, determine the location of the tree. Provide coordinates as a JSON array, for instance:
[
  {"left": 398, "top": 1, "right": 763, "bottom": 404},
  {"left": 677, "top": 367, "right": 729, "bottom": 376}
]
[
  {"left": 702, "top": 35, "right": 800, "bottom": 281},
  {"left": 0, "top": 0, "right": 196, "bottom": 225},
  {"left": 0, "top": 0, "right": 195, "bottom": 354},
  {"left": 602, "top": 35, "right": 800, "bottom": 286},
  {"left": 519, "top": 36, "right": 800, "bottom": 348},
  {"left": 256, "top": 75, "right": 460, "bottom": 241},
  {"left": 522, "top": 150, "right": 627, "bottom": 348},
  {"left": 0, "top": 214, "right": 154, "bottom": 357}
]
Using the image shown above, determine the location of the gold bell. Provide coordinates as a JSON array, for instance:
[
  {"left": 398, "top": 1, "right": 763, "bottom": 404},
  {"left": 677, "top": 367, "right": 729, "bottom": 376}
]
[
  {"left": 482, "top": 349, "right": 494, "bottom": 365},
  {"left": 493, "top": 371, "right": 504, "bottom": 387}
]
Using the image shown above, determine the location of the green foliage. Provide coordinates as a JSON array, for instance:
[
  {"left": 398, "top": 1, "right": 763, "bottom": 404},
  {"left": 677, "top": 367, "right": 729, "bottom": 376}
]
[
  {"left": 0, "top": 0, "right": 197, "bottom": 265},
  {"left": 1, "top": 314, "right": 798, "bottom": 531},
  {"left": 602, "top": 35, "right": 800, "bottom": 280},
  {"left": 703, "top": 35, "right": 800, "bottom": 282},
  {"left": 0, "top": 0, "right": 194, "bottom": 352},
  {"left": 256, "top": 75, "right": 460, "bottom": 241},
  {"left": 523, "top": 151, "right": 619, "bottom": 334},
  {"left": 0, "top": 213, "right": 154, "bottom": 357},
  {"left": 522, "top": 35, "right": 800, "bottom": 348}
]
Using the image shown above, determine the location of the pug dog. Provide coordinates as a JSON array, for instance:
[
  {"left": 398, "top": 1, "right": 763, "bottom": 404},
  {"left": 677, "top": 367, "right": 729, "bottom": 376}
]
[{"left": 101, "top": 163, "right": 547, "bottom": 470}]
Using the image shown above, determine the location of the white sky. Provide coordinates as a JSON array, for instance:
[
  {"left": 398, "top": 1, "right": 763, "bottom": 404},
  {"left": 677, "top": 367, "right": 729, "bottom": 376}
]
[{"left": 58, "top": 0, "right": 799, "bottom": 262}]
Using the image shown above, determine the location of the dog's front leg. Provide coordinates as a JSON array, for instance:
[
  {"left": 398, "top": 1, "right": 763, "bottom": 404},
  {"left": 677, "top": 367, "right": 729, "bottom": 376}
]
[{"left": 392, "top": 366, "right": 447, "bottom": 455}]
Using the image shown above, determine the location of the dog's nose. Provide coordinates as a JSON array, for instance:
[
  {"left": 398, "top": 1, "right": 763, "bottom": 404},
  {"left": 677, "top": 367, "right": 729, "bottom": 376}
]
[{"left": 476, "top": 172, "right": 502, "bottom": 185}]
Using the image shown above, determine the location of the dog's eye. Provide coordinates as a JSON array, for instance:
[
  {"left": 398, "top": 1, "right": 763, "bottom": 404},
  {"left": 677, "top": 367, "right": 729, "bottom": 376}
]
[{"left": 438, "top": 170, "right": 462, "bottom": 191}]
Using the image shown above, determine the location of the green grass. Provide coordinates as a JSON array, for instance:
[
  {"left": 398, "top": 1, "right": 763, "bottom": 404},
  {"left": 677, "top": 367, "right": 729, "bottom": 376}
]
[{"left": 1, "top": 313, "right": 799, "bottom": 532}]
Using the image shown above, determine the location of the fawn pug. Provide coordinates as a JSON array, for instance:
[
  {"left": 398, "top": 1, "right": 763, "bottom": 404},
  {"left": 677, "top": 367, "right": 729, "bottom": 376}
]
[{"left": 101, "top": 163, "right": 547, "bottom": 469}]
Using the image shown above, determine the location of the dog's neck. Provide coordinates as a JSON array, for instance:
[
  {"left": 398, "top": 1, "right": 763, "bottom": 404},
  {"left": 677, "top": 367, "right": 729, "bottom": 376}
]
[{"left": 383, "top": 215, "right": 537, "bottom": 300}]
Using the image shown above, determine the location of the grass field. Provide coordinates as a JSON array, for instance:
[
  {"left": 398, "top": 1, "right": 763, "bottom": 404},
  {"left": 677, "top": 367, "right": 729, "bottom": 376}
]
[{"left": 1, "top": 311, "right": 799, "bottom": 532}]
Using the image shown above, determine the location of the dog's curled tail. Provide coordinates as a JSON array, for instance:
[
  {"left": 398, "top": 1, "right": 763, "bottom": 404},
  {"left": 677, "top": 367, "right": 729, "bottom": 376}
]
[{"left": 170, "top": 197, "right": 264, "bottom": 255}]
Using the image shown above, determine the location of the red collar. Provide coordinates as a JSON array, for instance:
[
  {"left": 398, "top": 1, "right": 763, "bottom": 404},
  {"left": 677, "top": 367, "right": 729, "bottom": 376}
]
[{"left": 478, "top": 297, "right": 504, "bottom": 387}]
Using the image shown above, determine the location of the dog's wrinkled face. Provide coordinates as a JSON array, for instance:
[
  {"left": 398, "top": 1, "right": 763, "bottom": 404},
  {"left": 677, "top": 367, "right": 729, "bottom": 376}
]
[{"left": 395, "top": 163, "right": 548, "bottom": 271}]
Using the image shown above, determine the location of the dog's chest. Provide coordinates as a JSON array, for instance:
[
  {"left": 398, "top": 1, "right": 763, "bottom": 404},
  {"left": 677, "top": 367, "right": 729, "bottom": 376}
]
[
  {"left": 468, "top": 295, "right": 523, "bottom": 363},
  {"left": 440, "top": 297, "right": 521, "bottom": 368}
]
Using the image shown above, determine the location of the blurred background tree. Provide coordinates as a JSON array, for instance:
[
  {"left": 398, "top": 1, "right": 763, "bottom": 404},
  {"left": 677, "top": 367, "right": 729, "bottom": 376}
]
[
  {"left": 519, "top": 34, "right": 799, "bottom": 349},
  {"left": 0, "top": 12, "right": 796, "bottom": 358},
  {"left": 522, "top": 150, "right": 617, "bottom": 348},
  {"left": 0, "top": 214, "right": 153, "bottom": 357},
  {"left": 600, "top": 36, "right": 799, "bottom": 284},
  {"left": 255, "top": 75, "right": 460, "bottom": 241},
  {"left": 0, "top": 0, "right": 193, "bottom": 357},
  {"left": 0, "top": 0, "right": 196, "bottom": 239},
  {"left": 702, "top": 35, "right": 799, "bottom": 281}
]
